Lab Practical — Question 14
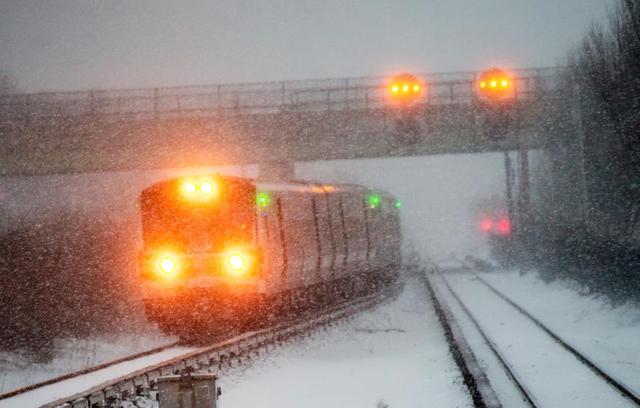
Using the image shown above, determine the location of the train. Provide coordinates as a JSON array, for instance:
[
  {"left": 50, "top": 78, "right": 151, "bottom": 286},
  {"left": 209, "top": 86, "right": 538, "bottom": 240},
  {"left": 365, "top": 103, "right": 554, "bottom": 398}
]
[{"left": 138, "top": 174, "right": 402, "bottom": 340}]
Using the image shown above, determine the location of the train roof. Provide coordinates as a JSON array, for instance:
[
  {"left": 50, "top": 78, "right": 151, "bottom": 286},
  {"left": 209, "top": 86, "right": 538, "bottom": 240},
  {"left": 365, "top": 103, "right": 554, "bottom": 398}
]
[{"left": 141, "top": 174, "right": 396, "bottom": 200}]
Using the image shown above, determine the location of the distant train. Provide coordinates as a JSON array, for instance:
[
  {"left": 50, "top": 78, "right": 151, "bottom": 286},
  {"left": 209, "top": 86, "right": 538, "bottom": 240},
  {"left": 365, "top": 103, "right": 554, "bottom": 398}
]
[{"left": 138, "top": 174, "right": 402, "bottom": 340}]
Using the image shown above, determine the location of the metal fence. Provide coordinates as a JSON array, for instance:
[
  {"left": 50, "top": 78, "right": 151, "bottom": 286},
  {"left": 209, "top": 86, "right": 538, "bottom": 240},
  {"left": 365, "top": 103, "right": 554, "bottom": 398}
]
[{"left": 0, "top": 67, "right": 562, "bottom": 122}]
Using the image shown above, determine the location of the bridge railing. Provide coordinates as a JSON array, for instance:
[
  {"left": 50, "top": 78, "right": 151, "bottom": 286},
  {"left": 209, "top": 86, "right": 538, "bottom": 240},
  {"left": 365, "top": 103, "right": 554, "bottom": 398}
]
[{"left": 0, "top": 67, "right": 562, "bottom": 123}]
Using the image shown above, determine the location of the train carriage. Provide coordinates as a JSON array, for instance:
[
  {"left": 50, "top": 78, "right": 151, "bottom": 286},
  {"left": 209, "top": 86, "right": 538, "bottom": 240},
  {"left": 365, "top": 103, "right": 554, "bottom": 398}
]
[{"left": 138, "top": 174, "right": 401, "bottom": 339}]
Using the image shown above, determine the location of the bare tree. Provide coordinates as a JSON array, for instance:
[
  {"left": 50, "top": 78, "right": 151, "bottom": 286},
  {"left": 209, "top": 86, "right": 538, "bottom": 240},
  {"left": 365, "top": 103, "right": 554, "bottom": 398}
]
[
  {"left": 0, "top": 70, "right": 17, "bottom": 94},
  {"left": 532, "top": 0, "right": 640, "bottom": 245}
]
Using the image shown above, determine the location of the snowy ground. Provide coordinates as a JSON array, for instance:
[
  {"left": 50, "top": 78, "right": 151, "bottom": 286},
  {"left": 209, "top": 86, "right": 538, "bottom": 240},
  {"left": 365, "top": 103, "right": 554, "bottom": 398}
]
[
  {"left": 2, "top": 278, "right": 473, "bottom": 407},
  {"left": 0, "top": 330, "right": 174, "bottom": 395},
  {"left": 480, "top": 269, "right": 640, "bottom": 396},
  {"left": 434, "top": 268, "right": 640, "bottom": 407},
  {"left": 217, "top": 277, "right": 471, "bottom": 408}
]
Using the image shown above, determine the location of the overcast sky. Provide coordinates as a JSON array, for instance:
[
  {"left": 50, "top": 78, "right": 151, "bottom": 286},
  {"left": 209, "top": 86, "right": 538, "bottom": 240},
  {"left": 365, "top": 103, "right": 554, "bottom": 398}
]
[{"left": 0, "top": 0, "right": 613, "bottom": 92}]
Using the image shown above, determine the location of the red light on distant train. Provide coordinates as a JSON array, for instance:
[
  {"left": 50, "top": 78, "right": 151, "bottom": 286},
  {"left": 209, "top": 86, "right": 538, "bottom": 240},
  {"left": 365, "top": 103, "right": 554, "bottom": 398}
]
[
  {"left": 480, "top": 218, "right": 493, "bottom": 233},
  {"left": 497, "top": 218, "right": 511, "bottom": 235}
]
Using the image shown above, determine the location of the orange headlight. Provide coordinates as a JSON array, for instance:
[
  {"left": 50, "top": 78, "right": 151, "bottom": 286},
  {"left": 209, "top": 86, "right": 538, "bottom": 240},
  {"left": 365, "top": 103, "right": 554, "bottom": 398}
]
[
  {"left": 183, "top": 181, "right": 197, "bottom": 195},
  {"left": 225, "top": 250, "right": 251, "bottom": 275},
  {"left": 155, "top": 253, "right": 179, "bottom": 278},
  {"left": 181, "top": 177, "right": 219, "bottom": 201}
]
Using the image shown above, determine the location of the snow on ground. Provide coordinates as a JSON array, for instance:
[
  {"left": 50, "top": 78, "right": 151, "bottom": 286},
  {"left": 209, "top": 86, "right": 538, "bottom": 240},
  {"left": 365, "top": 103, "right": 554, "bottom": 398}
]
[
  {"left": 479, "top": 269, "right": 640, "bottom": 396},
  {"left": 442, "top": 271, "right": 634, "bottom": 407},
  {"left": 0, "top": 343, "right": 195, "bottom": 408},
  {"left": 219, "top": 278, "right": 472, "bottom": 408},
  {"left": 3, "top": 278, "right": 473, "bottom": 408},
  {"left": 0, "top": 331, "right": 175, "bottom": 395}
]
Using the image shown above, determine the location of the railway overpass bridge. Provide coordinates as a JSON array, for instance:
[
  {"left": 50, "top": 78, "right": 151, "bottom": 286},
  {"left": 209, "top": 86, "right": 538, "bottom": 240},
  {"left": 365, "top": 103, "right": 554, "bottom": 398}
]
[{"left": 0, "top": 67, "right": 566, "bottom": 176}]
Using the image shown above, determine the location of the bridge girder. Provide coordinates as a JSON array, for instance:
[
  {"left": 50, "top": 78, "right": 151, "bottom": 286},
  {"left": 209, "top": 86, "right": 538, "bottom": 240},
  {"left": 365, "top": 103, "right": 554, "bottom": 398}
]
[{"left": 0, "top": 68, "right": 567, "bottom": 176}]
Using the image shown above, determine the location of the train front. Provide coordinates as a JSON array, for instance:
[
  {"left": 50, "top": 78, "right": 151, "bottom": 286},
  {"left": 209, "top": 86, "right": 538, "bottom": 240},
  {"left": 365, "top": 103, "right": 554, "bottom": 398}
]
[{"left": 137, "top": 175, "right": 260, "bottom": 334}]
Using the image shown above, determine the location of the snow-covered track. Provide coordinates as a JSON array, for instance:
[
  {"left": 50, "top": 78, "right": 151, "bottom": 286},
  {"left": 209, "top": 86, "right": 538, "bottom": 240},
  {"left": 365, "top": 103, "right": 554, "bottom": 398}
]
[
  {"left": 471, "top": 273, "right": 640, "bottom": 406},
  {"left": 3, "top": 284, "right": 399, "bottom": 408},
  {"left": 0, "top": 342, "right": 180, "bottom": 401},
  {"left": 421, "top": 270, "right": 502, "bottom": 408},
  {"left": 435, "top": 273, "right": 537, "bottom": 407},
  {"left": 435, "top": 269, "right": 640, "bottom": 408}
]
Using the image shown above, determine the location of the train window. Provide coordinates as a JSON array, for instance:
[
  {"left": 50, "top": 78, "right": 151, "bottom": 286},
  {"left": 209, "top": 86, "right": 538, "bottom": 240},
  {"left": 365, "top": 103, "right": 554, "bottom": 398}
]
[
  {"left": 276, "top": 196, "right": 288, "bottom": 279},
  {"left": 311, "top": 197, "right": 323, "bottom": 273},
  {"left": 337, "top": 195, "right": 349, "bottom": 265}
]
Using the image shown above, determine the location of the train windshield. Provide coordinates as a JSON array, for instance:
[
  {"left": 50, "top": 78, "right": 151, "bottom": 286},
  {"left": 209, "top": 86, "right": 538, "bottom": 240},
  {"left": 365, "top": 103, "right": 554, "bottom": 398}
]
[{"left": 140, "top": 182, "right": 256, "bottom": 252}]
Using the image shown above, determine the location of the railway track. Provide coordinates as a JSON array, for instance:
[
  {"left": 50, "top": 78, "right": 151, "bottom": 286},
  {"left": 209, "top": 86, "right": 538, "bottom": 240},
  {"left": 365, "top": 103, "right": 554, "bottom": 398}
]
[
  {"left": 0, "top": 283, "right": 399, "bottom": 408},
  {"left": 0, "top": 342, "right": 181, "bottom": 401},
  {"left": 429, "top": 268, "right": 640, "bottom": 408}
]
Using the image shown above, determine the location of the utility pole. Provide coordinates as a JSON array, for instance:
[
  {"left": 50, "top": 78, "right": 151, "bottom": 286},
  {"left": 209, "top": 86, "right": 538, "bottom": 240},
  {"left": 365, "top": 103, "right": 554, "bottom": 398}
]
[
  {"left": 518, "top": 130, "right": 530, "bottom": 228},
  {"left": 504, "top": 150, "right": 515, "bottom": 224}
]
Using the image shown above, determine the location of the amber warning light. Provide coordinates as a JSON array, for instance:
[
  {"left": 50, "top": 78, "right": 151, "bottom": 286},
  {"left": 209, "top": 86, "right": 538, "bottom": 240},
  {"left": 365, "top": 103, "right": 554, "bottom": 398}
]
[
  {"left": 388, "top": 73, "right": 424, "bottom": 103},
  {"left": 478, "top": 68, "right": 512, "bottom": 101}
]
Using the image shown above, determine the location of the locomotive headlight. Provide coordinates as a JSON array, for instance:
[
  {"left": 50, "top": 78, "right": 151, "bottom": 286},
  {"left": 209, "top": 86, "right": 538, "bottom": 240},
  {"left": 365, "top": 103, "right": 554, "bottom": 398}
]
[
  {"left": 181, "top": 177, "right": 219, "bottom": 201},
  {"left": 225, "top": 250, "right": 251, "bottom": 276},
  {"left": 183, "top": 181, "right": 197, "bottom": 195},
  {"left": 157, "top": 254, "right": 178, "bottom": 276},
  {"left": 200, "top": 179, "right": 217, "bottom": 196},
  {"left": 227, "top": 252, "right": 247, "bottom": 273}
]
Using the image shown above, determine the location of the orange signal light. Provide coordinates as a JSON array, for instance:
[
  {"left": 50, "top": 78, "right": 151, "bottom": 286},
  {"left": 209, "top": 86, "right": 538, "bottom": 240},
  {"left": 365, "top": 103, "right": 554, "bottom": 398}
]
[
  {"left": 388, "top": 73, "right": 424, "bottom": 103},
  {"left": 478, "top": 68, "right": 513, "bottom": 101}
]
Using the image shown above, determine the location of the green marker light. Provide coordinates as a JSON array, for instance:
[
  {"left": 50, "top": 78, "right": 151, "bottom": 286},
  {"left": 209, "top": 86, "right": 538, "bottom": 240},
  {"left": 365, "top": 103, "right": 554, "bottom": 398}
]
[
  {"left": 367, "top": 194, "right": 381, "bottom": 209},
  {"left": 257, "top": 192, "right": 271, "bottom": 208},
  {"left": 395, "top": 200, "right": 402, "bottom": 209}
]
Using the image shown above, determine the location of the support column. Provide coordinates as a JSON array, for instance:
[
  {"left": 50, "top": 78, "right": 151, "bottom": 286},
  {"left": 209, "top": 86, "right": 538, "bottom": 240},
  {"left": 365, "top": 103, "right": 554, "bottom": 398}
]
[{"left": 518, "top": 132, "right": 530, "bottom": 228}]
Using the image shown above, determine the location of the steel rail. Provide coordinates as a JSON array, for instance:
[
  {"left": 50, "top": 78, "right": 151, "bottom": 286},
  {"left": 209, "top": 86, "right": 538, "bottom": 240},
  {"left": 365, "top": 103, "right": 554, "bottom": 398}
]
[
  {"left": 421, "top": 268, "right": 503, "bottom": 408},
  {"left": 472, "top": 273, "right": 640, "bottom": 407},
  {"left": 436, "top": 271, "right": 538, "bottom": 408},
  {"left": 0, "top": 341, "right": 181, "bottom": 401},
  {"left": 31, "top": 283, "right": 400, "bottom": 408}
]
